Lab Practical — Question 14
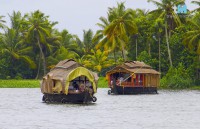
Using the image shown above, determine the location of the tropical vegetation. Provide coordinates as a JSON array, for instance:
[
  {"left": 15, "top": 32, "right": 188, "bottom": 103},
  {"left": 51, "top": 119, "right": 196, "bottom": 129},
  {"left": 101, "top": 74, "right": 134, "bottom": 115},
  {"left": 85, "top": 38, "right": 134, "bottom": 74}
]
[{"left": 0, "top": 1, "right": 200, "bottom": 89}]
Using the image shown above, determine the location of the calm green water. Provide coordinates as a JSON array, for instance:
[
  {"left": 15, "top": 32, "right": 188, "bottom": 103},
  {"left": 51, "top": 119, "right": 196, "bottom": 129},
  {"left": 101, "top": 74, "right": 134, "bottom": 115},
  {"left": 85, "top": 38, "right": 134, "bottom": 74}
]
[{"left": 0, "top": 88, "right": 200, "bottom": 129}]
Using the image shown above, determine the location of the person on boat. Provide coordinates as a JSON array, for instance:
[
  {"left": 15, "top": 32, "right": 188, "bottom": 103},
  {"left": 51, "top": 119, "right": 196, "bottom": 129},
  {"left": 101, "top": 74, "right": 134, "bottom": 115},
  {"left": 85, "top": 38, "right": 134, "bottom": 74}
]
[
  {"left": 72, "top": 81, "right": 79, "bottom": 90},
  {"left": 88, "top": 86, "right": 93, "bottom": 94},
  {"left": 79, "top": 81, "right": 85, "bottom": 92},
  {"left": 84, "top": 82, "right": 93, "bottom": 94},
  {"left": 110, "top": 79, "right": 113, "bottom": 87},
  {"left": 117, "top": 76, "right": 124, "bottom": 85},
  {"left": 119, "top": 76, "right": 124, "bottom": 82}
]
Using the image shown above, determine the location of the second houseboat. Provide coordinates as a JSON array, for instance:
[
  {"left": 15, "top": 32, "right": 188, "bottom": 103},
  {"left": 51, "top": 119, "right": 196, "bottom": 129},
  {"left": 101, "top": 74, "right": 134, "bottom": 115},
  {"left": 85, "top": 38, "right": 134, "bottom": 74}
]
[{"left": 106, "top": 61, "right": 160, "bottom": 95}]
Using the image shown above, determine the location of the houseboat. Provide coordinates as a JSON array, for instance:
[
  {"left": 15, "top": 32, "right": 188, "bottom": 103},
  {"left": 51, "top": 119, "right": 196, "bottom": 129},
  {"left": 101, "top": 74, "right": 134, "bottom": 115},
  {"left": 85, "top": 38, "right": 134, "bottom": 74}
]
[
  {"left": 106, "top": 61, "right": 160, "bottom": 94},
  {"left": 40, "top": 59, "right": 98, "bottom": 103}
]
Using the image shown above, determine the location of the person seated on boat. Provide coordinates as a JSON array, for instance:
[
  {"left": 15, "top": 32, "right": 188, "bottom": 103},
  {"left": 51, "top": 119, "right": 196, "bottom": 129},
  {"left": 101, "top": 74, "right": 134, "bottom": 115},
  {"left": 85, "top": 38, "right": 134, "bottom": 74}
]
[
  {"left": 110, "top": 79, "right": 114, "bottom": 88},
  {"left": 84, "top": 83, "right": 93, "bottom": 94},
  {"left": 68, "top": 85, "right": 74, "bottom": 90},
  {"left": 117, "top": 76, "right": 124, "bottom": 85},
  {"left": 88, "top": 86, "right": 93, "bottom": 94},
  {"left": 79, "top": 81, "right": 85, "bottom": 92},
  {"left": 85, "top": 81, "right": 91, "bottom": 87},
  {"left": 72, "top": 81, "right": 79, "bottom": 90}
]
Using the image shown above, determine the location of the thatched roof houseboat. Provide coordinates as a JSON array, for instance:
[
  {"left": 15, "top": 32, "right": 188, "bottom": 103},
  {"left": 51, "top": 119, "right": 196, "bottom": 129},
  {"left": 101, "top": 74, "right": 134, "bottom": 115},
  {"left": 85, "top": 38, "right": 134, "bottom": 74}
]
[
  {"left": 106, "top": 61, "right": 160, "bottom": 94},
  {"left": 41, "top": 59, "right": 98, "bottom": 103}
]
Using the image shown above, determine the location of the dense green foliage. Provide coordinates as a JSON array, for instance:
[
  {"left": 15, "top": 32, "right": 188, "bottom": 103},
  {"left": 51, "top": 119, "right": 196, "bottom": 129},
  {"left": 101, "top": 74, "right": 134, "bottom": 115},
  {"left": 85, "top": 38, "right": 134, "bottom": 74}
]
[
  {"left": 0, "top": 80, "right": 40, "bottom": 88},
  {"left": 160, "top": 63, "right": 193, "bottom": 88},
  {"left": 0, "top": 1, "right": 200, "bottom": 88},
  {"left": 97, "top": 77, "right": 108, "bottom": 88}
]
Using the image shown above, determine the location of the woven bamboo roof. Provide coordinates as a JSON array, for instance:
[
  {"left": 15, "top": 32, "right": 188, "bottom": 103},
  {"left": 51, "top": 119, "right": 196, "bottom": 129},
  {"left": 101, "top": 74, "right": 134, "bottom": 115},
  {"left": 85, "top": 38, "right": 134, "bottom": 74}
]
[
  {"left": 107, "top": 61, "right": 160, "bottom": 75},
  {"left": 44, "top": 59, "right": 98, "bottom": 81}
]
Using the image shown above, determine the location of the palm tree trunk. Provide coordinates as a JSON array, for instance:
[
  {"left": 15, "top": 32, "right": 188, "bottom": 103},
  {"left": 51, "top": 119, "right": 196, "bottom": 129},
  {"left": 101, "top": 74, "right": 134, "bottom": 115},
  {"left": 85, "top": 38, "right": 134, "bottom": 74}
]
[
  {"left": 121, "top": 50, "right": 125, "bottom": 61},
  {"left": 165, "top": 20, "right": 173, "bottom": 67},
  {"left": 148, "top": 40, "right": 151, "bottom": 56},
  {"left": 35, "top": 53, "right": 41, "bottom": 79},
  {"left": 121, "top": 43, "right": 126, "bottom": 61},
  {"left": 158, "top": 35, "right": 161, "bottom": 77},
  {"left": 114, "top": 50, "right": 117, "bottom": 65},
  {"left": 136, "top": 36, "right": 138, "bottom": 59},
  {"left": 169, "top": 29, "right": 171, "bottom": 39},
  {"left": 198, "top": 55, "right": 200, "bottom": 79},
  {"left": 37, "top": 37, "right": 46, "bottom": 76}
]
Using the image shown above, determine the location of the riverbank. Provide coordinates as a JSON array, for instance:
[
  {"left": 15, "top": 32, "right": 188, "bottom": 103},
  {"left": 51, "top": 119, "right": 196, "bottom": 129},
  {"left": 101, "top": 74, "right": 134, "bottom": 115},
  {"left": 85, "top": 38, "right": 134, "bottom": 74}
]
[
  {"left": 0, "top": 78, "right": 199, "bottom": 90},
  {"left": 0, "top": 77, "right": 108, "bottom": 88},
  {"left": 0, "top": 79, "right": 40, "bottom": 88}
]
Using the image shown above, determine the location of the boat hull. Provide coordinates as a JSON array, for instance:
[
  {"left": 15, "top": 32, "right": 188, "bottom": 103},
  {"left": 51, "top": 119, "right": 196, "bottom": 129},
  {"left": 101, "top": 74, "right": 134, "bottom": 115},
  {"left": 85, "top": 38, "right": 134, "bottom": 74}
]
[
  {"left": 42, "top": 91, "right": 96, "bottom": 103},
  {"left": 108, "top": 85, "right": 157, "bottom": 95}
]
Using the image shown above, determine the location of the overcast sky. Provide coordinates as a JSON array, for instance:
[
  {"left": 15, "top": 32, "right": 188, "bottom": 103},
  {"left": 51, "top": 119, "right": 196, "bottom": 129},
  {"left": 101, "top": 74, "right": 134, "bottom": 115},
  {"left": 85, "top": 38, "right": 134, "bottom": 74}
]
[{"left": 1, "top": 0, "right": 198, "bottom": 38}]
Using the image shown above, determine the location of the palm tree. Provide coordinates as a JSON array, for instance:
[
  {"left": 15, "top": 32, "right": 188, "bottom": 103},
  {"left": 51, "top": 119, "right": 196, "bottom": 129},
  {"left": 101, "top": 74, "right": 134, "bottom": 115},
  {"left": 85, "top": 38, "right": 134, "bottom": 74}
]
[
  {"left": 46, "top": 29, "right": 79, "bottom": 69},
  {"left": 148, "top": 0, "right": 184, "bottom": 67},
  {"left": 153, "top": 18, "right": 164, "bottom": 75},
  {"left": 134, "top": 9, "right": 154, "bottom": 56},
  {"left": 135, "top": 9, "right": 149, "bottom": 57},
  {"left": 95, "top": 16, "right": 115, "bottom": 51},
  {"left": 84, "top": 49, "right": 114, "bottom": 72},
  {"left": 3, "top": 12, "right": 34, "bottom": 67},
  {"left": 47, "top": 46, "right": 79, "bottom": 68},
  {"left": 94, "top": 16, "right": 109, "bottom": 44},
  {"left": 183, "top": 13, "right": 200, "bottom": 79},
  {"left": 95, "top": 16, "right": 119, "bottom": 61},
  {"left": 0, "top": 15, "right": 6, "bottom": 29},
  {"left": 72, "top": 29, "right": 98, "bottom": 57},
  {"left": 1, "top": 28, "right": 36, "bottom": 69},
  {"left": 9, "top": 11, "right": 23, "bottom": 31},
  {"left": 82, "top": 29, "right": 97, "bottom": 54},
  {"left": 183, "top": 13, "right": 200, "bottom": 57},
  {"left": 25, "top": 10, "right": 56, "bottom": 77},
  {"left": 58, "top": 29, "right": 74, "bottom": 48},
  {"left": 96, "top": 2, "right": 137, "bottom": 61},
  {"left": 0, "top": 16, "right": 6, "bottom": 52},
  {"left": 106, "top": 2, "right": 137, "bottom": 60}
]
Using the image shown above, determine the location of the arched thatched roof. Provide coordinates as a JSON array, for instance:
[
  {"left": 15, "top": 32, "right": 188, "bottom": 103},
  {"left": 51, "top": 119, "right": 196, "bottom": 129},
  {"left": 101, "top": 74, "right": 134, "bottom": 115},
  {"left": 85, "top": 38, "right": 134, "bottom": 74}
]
[{"left": 41, "top": 59, "right": 98, "bottom": 94}]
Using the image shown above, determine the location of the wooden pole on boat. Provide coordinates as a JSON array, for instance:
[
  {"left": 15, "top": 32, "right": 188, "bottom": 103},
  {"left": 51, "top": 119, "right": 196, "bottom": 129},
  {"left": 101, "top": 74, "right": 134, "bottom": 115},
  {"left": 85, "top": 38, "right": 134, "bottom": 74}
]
[
  {"left": 123, "top": 85, "right": 124, "bottom": 95},
  {"left": 113, "top": 78, "right": 118, "bottom": 94}
]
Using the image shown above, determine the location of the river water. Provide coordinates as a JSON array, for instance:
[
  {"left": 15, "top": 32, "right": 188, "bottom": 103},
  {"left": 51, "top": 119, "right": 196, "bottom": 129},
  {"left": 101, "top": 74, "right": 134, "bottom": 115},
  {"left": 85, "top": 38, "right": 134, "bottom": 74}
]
[{"left": 0, "top": 88, "right": 200, "bottom": 129}]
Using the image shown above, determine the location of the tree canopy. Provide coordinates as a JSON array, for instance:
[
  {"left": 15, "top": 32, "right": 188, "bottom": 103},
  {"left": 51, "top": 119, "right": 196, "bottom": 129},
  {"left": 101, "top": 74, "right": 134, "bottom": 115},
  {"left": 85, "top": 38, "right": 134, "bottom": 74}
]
[{"left": 0, "top": 2, "right": 199, "bottom": 86}]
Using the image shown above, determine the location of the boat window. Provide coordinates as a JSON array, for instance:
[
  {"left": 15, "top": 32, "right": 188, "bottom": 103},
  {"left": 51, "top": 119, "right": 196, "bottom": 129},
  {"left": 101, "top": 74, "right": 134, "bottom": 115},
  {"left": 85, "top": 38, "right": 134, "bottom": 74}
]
[
  {"left": 69, "top": 76, "right": 93, "bottom": 91},
  {"left": 134, "top": 74, "right": 143, "bottom": 86},
  {"left": 111, "top": 72, "right": 132, "bottom": 86},
  {"left": 124, "top": 73, "right": 131, "bottom": 82}
]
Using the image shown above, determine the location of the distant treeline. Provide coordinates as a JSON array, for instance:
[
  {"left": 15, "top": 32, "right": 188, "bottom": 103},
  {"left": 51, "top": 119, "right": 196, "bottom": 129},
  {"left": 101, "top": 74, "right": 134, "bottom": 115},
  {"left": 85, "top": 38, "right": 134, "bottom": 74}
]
[{"left": 0, "top": 0, "right": 199, "bottom": 88}]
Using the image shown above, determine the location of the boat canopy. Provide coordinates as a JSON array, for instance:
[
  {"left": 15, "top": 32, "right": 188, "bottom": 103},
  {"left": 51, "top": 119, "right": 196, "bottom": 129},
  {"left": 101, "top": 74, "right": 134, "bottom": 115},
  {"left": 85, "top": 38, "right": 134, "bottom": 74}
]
[
  {"left": 41, "top": 59, "right": 98, "bottom": 95},
  {"left": 65, "top": 67, "right": 97, "bottom": 94}
]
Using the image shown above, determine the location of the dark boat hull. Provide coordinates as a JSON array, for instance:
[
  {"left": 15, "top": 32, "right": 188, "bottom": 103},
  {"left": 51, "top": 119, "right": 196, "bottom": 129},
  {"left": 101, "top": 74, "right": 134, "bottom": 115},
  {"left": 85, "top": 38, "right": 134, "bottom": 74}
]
[
  {"left": 42, "top": 91, "right": 96, "bottom": 103},
  {"left": 108, "top": 85, "right": 157, "bottom": 95}
]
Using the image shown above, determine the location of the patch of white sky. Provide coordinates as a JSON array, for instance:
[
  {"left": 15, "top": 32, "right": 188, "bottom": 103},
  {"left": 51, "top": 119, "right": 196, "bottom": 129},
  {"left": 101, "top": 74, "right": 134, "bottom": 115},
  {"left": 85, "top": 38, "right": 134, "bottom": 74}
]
[{"left": 0, "top": 0, "right": 198, "bottom": 38}]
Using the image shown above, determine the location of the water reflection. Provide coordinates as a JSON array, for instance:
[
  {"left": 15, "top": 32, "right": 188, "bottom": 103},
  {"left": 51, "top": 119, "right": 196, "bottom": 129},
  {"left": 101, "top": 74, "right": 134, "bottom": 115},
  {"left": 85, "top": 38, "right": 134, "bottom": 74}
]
[{"left": 0, "top": 88, "right": 200, "bottom": 129}]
